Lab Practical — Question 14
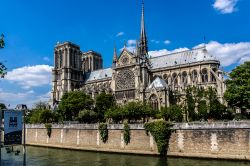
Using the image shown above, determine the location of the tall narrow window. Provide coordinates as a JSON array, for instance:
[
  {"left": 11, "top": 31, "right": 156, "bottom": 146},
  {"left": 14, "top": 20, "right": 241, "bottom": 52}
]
[
  {"left": 149, "top": 94, "right": 159, "bottom": 111},
  {"left": 201, "top": 69, "right": 208, "bottom": 83}
]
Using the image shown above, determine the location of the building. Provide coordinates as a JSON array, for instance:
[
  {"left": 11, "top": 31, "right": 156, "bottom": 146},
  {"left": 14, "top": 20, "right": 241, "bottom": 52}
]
[{"left": 51, "top": 3, "right": 225, "bottom": 110}]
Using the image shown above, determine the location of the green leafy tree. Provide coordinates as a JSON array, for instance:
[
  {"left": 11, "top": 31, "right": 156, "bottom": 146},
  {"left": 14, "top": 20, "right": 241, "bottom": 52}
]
[
  {"left": 224, "top": 61, "right": 250, "bottom": 111},
  {"left": 105, "top": 106, "right": 124, "bottom": 123},
  {"left": 58, "top": 91, "right": 94, "bottom": 121},
  {"left": 95, "top": 92, "right": 115, "bottom": 122},
  {"left": 160, "top": 105, "right": 183, "bottom": 122},
  {"left": 78, "top": 109, "right": 98, "bottom": 123}
]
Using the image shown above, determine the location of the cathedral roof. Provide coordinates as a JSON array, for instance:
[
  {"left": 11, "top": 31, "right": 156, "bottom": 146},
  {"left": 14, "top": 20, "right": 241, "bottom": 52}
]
[
  {"left": 148, "top": 77, "right": 168, "bottom": 89},
  {"left": 85, "top": 68, "right": 112, "bottom": 82},
  {"left": 150, "top": 47, "right": 218, "bottom": 70}
]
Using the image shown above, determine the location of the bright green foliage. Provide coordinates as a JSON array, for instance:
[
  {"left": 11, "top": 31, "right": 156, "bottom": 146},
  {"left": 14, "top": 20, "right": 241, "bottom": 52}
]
[
  {"left": 78, "top": 109, "right": 98, "bottom": 123},
  {"left": 58, "top": 91, "right": 94, "bottom": 121},
  {"left": 45, "top": 123, "right": 52, "bottom": 137},
  {"left": 95, "top": 92, "right": 115, "bottom": 122},
  {"left": 122, "top": 101, "right": 153, "bottom": 123},
  {"left": 27, "top": 109, "right": 56, "bottom": 124},
  {"left": 224, "top": 61, "right": 250, "bottom": 110},
  {"left": 144, "top": 120, "right": 173, "bottom": 156},
  {"left": 105, "top": 106, "right": 124, "bottom": 123},
  {"left": 123, "top": 122, "right": 130, "bottom": 145},
  {"left": 160, "top": 105, "right": 183, "bottom": 122},
  {"left": 26, "top": 101, "right": 59, "bottom": 123},
  {"left": 98, "top": 123, "right": 108, "bottom": 143},
  {"left": 197, "top": 100, "right": 207, "bottom": 120}
]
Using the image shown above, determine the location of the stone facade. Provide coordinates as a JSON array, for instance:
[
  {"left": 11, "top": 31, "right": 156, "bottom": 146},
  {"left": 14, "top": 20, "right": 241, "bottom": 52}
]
[
  {"left": 26, "top": 122, "right": 250, "bottom": 160},
  {"left": 51, "top": 3, "right": 225, "bottom": 108}
]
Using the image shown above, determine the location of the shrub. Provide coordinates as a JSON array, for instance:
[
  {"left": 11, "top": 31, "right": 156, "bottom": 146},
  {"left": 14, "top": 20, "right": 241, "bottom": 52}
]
[
  {"left": 45, "top": 123, "right": 52, "bottom": 138},
  {"left": 98, "top": 123, "right": 108, "bottom": 143},
  {"left": 144, "top": 120, "right": 173, "bottom": 156},
  {"left": 123, "top": 122, "right": 130, "bottom": 145}
]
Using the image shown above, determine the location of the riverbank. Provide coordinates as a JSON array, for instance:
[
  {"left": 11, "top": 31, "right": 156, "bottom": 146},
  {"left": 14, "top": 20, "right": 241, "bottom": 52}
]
[{"left": 26, "top": 121, "right": 250, "bottom": 161}]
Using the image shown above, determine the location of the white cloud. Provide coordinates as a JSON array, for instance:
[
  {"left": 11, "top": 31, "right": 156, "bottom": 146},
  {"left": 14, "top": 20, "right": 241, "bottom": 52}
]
[
  {"left": 164, "top": 40, "right": 171, "bottom": 45},
  {"left": 5, "top": 65, "right": 53, "bottom": 89},
  {"left": 206, "top": 41, "right": 250, "bottom": 67},
  {"left": 213, "top": 0, "right": 239, "bottom": 14},
  {"left": 43, "top": 56, "right": 50, "bottom": 62},
  {"left": 149, "top": 48, "right": 189, "bottom": 57},
  {"left": 116, "top": 32, "right": 125, "bottom": 37},
  {"left": 120, "top": 39, "right": 137, "bottom": 53},
  {"left": 149, "top": 41, "right": 250, "bottom": 67},
  {"left": 151, "top": 40, "right": 160, "bottom": 44},
  {"left": 0, "top": 89, "right": 50, "bottom": 109}
]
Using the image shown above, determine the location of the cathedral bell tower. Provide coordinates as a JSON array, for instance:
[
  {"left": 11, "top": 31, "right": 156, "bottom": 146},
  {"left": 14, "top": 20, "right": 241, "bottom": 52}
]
[{"left": 51, "top": 42, "right": 82, "bottom": 104}]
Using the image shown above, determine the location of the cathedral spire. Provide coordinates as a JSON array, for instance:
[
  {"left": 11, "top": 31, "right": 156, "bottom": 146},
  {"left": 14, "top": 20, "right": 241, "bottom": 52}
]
[
  {"left": 113, "top": 43, "right": 117, "bottom": 64},
  {"left": 140, "top": 0, "right": 148, "bottom": 56}
]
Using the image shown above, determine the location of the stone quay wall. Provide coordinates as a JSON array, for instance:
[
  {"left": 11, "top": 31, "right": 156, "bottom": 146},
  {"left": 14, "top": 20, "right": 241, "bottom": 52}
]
[{"left": 26, "top": 121, "right": 250, "bottom": 160}]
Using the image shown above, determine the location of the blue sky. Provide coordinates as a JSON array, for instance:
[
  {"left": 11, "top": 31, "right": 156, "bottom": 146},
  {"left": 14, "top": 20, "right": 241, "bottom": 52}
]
[{"left": 0, "top": 0, "right": 250, "bottom": 108}]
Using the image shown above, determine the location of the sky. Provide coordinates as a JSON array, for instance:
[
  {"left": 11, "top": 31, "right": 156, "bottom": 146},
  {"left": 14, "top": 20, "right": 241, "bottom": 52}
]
[{"left": 0, "top": 0, "right": 250, "bottom": 108}]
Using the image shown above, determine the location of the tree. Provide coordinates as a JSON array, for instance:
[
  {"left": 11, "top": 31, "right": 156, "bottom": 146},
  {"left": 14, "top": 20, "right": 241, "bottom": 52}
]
[
  {"left": 0, "top": 103, "right": 6, "bottom": 109},
  {"left": 224, "top": 61, "right": 250, "bottom": 111},
  {"left": 78, "top": 109, "right": 98, "bottom": 123},
  {"left": 160, "top": 105, "right": 183, "bottom": 122},
  {"left": 58, "top": 91, "right": 94, "bottom": 121},
  {"left": 0, "top": 34, "right": 7, "bottom": 78},
  {"left": 95, "top": 92, "right": 115, "bottom": 122}
]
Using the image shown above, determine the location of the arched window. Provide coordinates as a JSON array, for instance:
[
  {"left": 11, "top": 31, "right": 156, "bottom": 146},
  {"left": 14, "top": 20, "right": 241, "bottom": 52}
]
[
  {"left": 201, "top": 69, "right": 208, "bottom": 83},
  {"left": 163, "top": 74, "right": 168, "bottom": 84},
  {"left": 172, "top": 73, "right": 178, "bottom": 87},
  {"left": 59, "top": 50, "right": 63, "bottom": 68},
  {"left": 191, "top": 70, "right": 198, "bottom": 84},
  {"left": 149, "top": 94, "right": 159, "bottom": 110},
  {"left": 182, "top": 71, "right": 188, "bottom": 86}
]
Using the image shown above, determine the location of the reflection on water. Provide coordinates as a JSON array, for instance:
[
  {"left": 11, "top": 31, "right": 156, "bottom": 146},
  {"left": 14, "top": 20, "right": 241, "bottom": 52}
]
[{"left": 1, "top": 146, "right": 250, "bottom": 166}]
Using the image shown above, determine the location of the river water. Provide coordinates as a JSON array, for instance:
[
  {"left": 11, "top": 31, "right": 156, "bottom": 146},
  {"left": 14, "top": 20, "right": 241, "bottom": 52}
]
[{"left": 1, "top": 146, "right": 250, "bottom": 166}]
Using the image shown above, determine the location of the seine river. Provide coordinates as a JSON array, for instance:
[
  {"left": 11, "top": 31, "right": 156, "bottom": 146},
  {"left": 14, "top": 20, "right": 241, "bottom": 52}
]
[{"left": 1, "top": 146, "right": 250, "bottom": 166}]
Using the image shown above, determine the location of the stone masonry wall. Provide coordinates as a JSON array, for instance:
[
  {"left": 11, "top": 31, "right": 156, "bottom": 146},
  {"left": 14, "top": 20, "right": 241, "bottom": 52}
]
[{"left": 26, "top": 122, "right": 250, "bottom": 160}]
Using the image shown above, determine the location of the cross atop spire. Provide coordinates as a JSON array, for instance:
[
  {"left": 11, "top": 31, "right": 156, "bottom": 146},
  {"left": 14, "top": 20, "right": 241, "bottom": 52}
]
[{"left": 140, "top": 0, "right": 148, "bottom": 56}]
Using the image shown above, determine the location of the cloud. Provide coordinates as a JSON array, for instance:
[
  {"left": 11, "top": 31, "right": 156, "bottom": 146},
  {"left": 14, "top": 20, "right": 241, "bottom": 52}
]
[
  {"left": 116, "top": 32, "right": 125, "bottom": 37},
  {"left": 149, "top": 47, "right": 189, "bottom": 57},
  {"left": 120, "top": 39, "right": 137, "bottom": 53},
  {"left": 151, "top": 40, "right": 160, "bottom": 44},
  {"left": 43, "top": 56, "right": 50, "bottom": 62},
  {"left": 206, "top": 41, "right": 250, "bottom": 67},
  {"left": 213, "top": 0, "right": 239, "bottom": 14},
  {"left": 5, "top": 65, "right": 53, "bottom": 89},
  {"left": 127, "top": 40, "right": 136, "bottom": 46},
  {"left": 0, "top": 89, "right": 50, "bottom": 109},
  {"left": 149, "top": 41, "right": 250, "bottom": 67},
  {"left": 164, "top": 40, "right": 171, "bottom": 45}
]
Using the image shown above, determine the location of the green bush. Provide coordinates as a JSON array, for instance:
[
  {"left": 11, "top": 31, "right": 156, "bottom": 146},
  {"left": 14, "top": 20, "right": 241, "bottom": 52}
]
[
  {"left": 144, "top": 120, "right": 173, "bottom": 156},
  {"left": 160, "top": 105, "right": 183, "bottom": 122},
  {"left": 123, "top": 122, "right": 130, "bottom": 145},
  {"left": 45, "top": 123, "right": 52, "bottom": 137},
  {"left": 98, "top": 123, "right": 108, "bottom": 143},
  {"left": 78, "top": 109, "right": 98, "bottom": 123}
]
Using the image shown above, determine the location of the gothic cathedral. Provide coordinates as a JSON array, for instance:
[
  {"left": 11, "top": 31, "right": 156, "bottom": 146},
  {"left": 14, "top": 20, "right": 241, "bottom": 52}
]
[{"left": 51, "top": 3, "right": 225, "bottom": 110}]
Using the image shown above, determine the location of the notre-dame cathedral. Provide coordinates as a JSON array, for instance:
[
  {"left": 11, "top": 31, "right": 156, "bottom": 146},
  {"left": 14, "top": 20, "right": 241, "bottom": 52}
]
[{"left": 51, "top": 3, "right": 225, "bottom": 110}]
